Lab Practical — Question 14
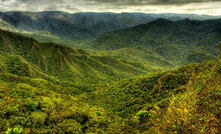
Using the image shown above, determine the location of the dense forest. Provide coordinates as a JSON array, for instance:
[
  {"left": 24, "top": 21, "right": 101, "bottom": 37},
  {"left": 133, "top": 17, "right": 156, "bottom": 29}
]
[
  {"left": 0, "top": 28, "right": 220, "bottom": 134},
  {"left": 0, "top": 11, "right": 220, "bottom": 134}
]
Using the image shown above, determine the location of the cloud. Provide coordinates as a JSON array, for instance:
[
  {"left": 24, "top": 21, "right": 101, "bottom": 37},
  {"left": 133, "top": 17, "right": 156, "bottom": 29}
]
[
  {"left": 85, "top": 0, "right": 221, "bottom": 6},
  {"left": 0, "top": 0, "right": 220, "bottom": 15}
]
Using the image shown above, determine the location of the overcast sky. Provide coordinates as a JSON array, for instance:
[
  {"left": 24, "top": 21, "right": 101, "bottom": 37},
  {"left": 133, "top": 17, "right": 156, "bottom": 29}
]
[{"left": 0, "top": 0, "right": 221, "bottom": 15}]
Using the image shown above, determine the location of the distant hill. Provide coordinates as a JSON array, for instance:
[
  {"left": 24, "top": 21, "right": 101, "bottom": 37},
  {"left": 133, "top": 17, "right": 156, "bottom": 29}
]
[
  {"left": 92, "top": 19, "right": 221, "bottom": 66},
  {"left": 0, "top": 18, "right": 17, "bottom": 31},
  {"left": 0, "top": 11, "right": 220, "bottom": 42}
]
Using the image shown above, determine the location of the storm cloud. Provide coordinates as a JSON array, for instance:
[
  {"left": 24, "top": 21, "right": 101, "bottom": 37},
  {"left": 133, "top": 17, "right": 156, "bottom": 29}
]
[{"left": 0, "top": 0, "right": 221, "bottom": 15}]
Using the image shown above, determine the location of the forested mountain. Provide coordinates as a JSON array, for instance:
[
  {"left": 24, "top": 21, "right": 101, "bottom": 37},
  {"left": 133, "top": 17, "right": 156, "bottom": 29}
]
[
  {"left": 0, "top": 11, "right": 220, "bottom": 70},
  {"left": 85, "top": 56, "right": 221, "bottom": 133},
  {"left": 92, "top": 19, "right": 221, "bottom": 66},
  {"left": 0, "top": 11, "right": 220, "bottom": 42},
  {"left": 0, "top": 29, "right": 153, "bottom": 87},
  {"left": 0, "top": 25, "right": 220, "bottom": 133},
  {"left": 0, "top": 10, "right": 220, "bottom": 134}
]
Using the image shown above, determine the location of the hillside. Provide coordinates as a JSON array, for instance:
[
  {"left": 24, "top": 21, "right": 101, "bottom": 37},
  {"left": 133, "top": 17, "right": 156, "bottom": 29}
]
[
  {"left": 92, "top": 19, "right": 221, "bottom": 66},
  {"left": 0, "top": 29, "right": 153, "bottom": 88},
  {"left": 1, "top": 12, "right": 220, "bottom": 72},
  {"left": 86, "top": 60, "right": 218, "bottom": 116},
  {"left": 0, "top": 18, "right": 17, "bottom": 31},
  {"left": 0, "top": 72, "right": 128, "bottom": 133},
  {"left": 0, "top": 47, "right": 220, "bottom": 133},
  {"left": 0, "top": 28, "right": 220, "bottom": 133},
  {"left": 84, "top": 50, "right": 221, "bottom": 133}
]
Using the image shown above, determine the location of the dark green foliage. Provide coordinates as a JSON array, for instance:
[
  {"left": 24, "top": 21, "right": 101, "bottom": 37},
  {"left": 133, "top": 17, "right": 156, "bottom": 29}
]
[
  {"left": 6, "top": 57, "right": 30, "bottom": 77},
  {"left": 95, "top": 111, "right": 102, "bottom": 116},
  {"left": 27, "top": 101, "right": 37, "bottom": 111}
]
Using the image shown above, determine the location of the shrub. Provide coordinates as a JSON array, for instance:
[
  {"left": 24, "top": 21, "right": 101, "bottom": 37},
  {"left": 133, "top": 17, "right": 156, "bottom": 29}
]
[
  {"left": 135, "top": 110, "right": 150, "bottom": 122},
  {"left": 6, "top": 128, "right": 12, "bottom": 134},
  {"left": 6, "top": 126, "right": 23, "bottom": 134},
  {"left": 27, "top": 101, "right": 37, "bottom": 111},
  {"left": 30, "top": 112, "right": 47, "bottom": 127},
  {"left": 95, "top": 111, "right": 102, "bottom": 116},
  {"left": 76, "top": 112, "right": 89, "bottom": 125},
  {"left": 12, "top": 127, "right": 23, "bottom": 134},
  {"left": 56, "top": 120, "right": 82, "bottom": 134}
]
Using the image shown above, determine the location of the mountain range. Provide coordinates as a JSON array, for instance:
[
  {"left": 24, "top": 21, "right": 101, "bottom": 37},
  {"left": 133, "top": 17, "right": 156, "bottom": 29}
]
[
  {"left": 0, "top": 29, "right": 153, "bottom": 87},
  {"left": 0, "top": 11, "right": 220, "bottom": 43},
  {"left": 92, "top": 18, "right": 221, "bottom": 67},
  {"left": 0, "top": 29, "right": 220, "bottom": 133},
  {"left": 0, "top": 11, "right": 220, "bottom": 133},
  {"left": 1, "top": 11, "right": 220, "bottom": 77}
]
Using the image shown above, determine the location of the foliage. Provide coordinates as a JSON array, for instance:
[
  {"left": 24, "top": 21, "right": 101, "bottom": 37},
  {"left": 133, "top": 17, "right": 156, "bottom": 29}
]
[
  {"left": 0, "top": 29, "right": 150, "bottom": 90},
  {"left": 0, "top": 25, "right": 220, "bottom": 133},
  {"left": 135, "top": 110, "right": 150, "bottom": 122},
  {"left": 0, "top": 74, "right": 114, "bottom": 133},
  {"left": 145, "top": 59, "right": 221, "bottom": 134},
  {"left": 6, "top": 126, "right": 23, "bottom": 134}
]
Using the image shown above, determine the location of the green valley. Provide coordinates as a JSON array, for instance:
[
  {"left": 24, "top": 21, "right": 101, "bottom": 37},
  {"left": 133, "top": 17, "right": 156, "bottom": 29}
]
[
  {"left": 0, "top": 26, "right": 220, "bottom": 134},
  {"left": 0, "top": 10, "right": 220, "bottom": 134}
]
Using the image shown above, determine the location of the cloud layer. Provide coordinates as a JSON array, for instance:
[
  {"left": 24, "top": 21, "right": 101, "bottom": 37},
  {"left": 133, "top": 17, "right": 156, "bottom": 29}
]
[
  {"left": 0, "top": 0, "right": 221, "bottom": 15},
  {"left": 85, "top": 0, "right": 221, "bottom": 5}
]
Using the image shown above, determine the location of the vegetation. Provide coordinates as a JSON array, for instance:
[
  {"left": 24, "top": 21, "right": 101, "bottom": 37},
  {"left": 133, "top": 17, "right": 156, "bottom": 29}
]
[
  {"left": 0, "top": 29, "right": 152, "bottom": 86},
  {"left": 84, "top": 44, "right": 221, "bottom": 133},
  {"left": 0, "top": 73, "right": 115, "bottom": 133},
  {"left": 91, "top": 19, "right": 221, "bottom": 69},
  {"left": 1, "top": 12, "right": 220, "bottom": 43},
  {"left": 0, "top": 18, "right": 220, "bottom": 133}
]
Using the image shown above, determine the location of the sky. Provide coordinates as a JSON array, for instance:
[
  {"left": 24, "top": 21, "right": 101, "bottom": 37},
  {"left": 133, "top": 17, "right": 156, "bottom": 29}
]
[{"left": 0, "top": 0, "right": 221, "bottom": 15}]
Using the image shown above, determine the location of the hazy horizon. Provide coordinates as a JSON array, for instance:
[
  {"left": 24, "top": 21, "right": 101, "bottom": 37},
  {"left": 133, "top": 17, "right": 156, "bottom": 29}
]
[
  {"left": 0, "top": 0, "right": 221, "bottom": 16},
  {"left": 0, "top": 10, "right": 221, "bottom": 17}
]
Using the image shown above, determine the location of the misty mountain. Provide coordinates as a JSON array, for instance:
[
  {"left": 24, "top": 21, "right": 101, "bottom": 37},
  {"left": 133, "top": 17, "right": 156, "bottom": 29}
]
[{"left": 0, "top": 11, "right": 220, "bottom": 41}]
